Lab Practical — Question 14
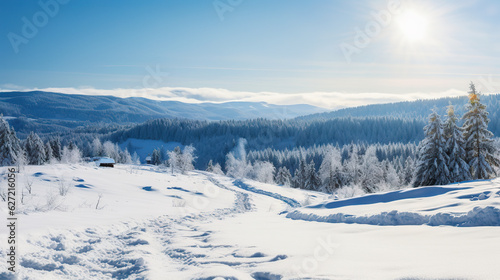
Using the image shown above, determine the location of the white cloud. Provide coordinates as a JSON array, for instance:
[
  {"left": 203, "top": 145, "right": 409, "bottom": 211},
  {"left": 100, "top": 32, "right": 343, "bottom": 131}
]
[{"left": 0, "top": 86, "right": 467, "bottom": 110}]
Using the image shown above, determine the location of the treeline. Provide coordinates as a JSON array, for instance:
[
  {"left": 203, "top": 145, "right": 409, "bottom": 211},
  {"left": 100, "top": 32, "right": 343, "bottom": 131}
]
[
  {"left": 299, "top": 93, "right": 500, "bottom": 134},
  {"left": 105, "top": 117, "right": 424, "bottom": 169},
  {"left": 219, "top": 139, "right": 416, "bottom": 194},
  {"left": 0, "top": 116, "right": 137, "bottom": 166},
  {"left": 246, "top": 142, "right": 416, "bottom": 179}
]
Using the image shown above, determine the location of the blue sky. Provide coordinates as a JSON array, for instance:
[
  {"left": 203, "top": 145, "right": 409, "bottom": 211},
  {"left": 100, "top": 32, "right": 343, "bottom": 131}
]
[{"left": 1, "top": 0, "right": 500, "bottom": 108}]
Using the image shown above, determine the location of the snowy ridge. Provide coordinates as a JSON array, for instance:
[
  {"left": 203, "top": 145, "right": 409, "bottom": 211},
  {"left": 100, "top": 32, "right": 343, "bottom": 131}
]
[
  {"left": 287, "top": 205, "right": 500, "bottom": 227},
  {"left": 286, "top": 179, "right": 500, "bottom": 227}
]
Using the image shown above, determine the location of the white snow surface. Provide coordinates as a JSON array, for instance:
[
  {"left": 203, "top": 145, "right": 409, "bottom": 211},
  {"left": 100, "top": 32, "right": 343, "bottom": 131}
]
[
  {"left": 287, "top": 180, "right": 500, "bottom": 227},
  {"left": 1, "top": 164, "right": 500, "bottom": 279}
]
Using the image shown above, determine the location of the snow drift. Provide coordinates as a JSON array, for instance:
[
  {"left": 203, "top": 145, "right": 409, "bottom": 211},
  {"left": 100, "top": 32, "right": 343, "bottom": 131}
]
[{"left": 286, "top": 179, "right": 500, "bottom": 227}]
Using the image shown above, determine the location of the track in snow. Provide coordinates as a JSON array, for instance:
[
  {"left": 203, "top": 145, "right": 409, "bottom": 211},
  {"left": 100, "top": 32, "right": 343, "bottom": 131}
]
[
  {"left": 7, "top": 175, "right": 287, "bottom": 280},
  {"left": 232, "top": 179, "right": 301, "bottom": 208}
]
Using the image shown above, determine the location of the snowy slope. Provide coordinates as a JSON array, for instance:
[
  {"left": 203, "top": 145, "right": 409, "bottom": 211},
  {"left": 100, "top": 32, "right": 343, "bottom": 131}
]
[
  {"left": 1, "top": 165, "right": 500, "bottom": 279},
  {"left": 287, "top": 180, "right": 500, "bottom": 226}
]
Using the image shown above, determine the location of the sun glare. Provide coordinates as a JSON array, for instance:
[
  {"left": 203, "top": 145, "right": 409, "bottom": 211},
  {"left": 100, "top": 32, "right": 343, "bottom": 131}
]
[{"left": 397, "top": 11, "right": 428, "bottom": 42}]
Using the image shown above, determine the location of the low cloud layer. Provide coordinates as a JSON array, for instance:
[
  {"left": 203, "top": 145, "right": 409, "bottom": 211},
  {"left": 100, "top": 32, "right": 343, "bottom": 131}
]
[{"left": 0, "top": 85, "right": 467, "bottom": 110}]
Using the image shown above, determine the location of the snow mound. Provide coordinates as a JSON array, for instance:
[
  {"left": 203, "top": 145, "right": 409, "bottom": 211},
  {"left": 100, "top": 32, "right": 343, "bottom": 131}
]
[
  {"left": 287, "top": 206, "right": 500, "bottom": 227},
  {"left": 287, "top": 179, "right": 500, "bottom": 227},
  {"left": 306, "top": 186, "right": 469, "bottom": 209}
]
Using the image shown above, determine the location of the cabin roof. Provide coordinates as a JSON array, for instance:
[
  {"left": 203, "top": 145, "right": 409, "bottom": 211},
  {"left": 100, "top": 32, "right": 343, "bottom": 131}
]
[{"left": 96, "top": 157, "right": 115, "bottom": 164}]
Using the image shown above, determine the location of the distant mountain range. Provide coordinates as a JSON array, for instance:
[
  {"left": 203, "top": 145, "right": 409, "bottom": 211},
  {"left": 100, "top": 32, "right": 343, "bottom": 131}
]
[
  {"left": 2, "top": 91, "right": 500, "bottom": 138},
  {"left": 0, "top": 91, "right": 326, "bottom": 135},
  {"left": 297, "top": 94, "right": 500, "bottom": 122}
]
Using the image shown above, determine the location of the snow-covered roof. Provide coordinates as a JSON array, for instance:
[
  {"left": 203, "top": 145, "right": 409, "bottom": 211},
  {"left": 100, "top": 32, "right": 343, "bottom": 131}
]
[{"left": 96, "top": 157, "right": 115, "bottom": 164}]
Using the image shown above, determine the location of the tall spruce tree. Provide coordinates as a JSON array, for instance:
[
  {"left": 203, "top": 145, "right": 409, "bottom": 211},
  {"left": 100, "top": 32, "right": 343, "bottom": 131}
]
[
  {"left": 444, "top": 104, "right": 471, "bottom": 182},
  {"left": 382, "top": 160, "right": 400, "bottom": 188},
  {"left": 462, "top": 82, "right": 500, "bottom": 179},
  {"left": 360, "top": 146, "right": 384, "bottom": 192},
  {"left": 344, "top": 144, "right": 361, "bottom": 186},
  {"left": 319, "top": 146, "right": 343, "bottom": 192},
  {"left": 25, "top": 132, "right": 46, "bottom": 165},
  {"left": 304, "top": 160, "right": 321, "bottom": 190},
  {"left": 402, "top": 156, "right": 415, "bottom": 186},
  {"left": 50, "top": 137, "right": 62, "bottom": 161},
  {"left": 413, "top": 110, "right": 450, "bottom": 187},
  {"left": 45, "top": 141, "right": 54, "bottom": 162},
  {"left": 151, "top": 148, "right": 162, "bottom": 165},
  {"left": 206, "top": 160, "right": 215, "bottom": 172},
  {"left": 292, "top": 158, "right": 307, "bottom": 188},
  {"left": 0, "top": 115, "right": 22, "bottom": 166},
  {"left": 275, "top": 166, "right": 292, "bottom": 186}
]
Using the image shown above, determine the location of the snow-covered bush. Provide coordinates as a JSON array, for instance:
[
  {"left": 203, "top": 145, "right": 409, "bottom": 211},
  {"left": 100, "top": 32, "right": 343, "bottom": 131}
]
[
  {"left": 61, "top": 146, "right": 82, "bottom": 164},
  {"left": 249, "top": 161, "right": 275, "bottom": 183}
]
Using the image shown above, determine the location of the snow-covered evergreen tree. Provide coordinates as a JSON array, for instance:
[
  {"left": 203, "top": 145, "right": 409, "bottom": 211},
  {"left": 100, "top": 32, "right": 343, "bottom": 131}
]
[
  {"left": 68, "top": 141, "right": 77, "bottom": 151},
  {"left": 206, "top": 160, "right": 215, "bottom": 172},
  {"left": 359, "top": 146, "right": 384, "bottom": 192},
  {"left": 382, "top": 160, "right": 400, "bottom": 189},
  {"left": 119, "top": 148, "right": 132, "bottom": 164},
  {"left": 103, "top": 141, "right": 120, "bottom": 160},
  {"left": 50, "top": 137, "right": 62, "bottom": 161},
  {"left": 292, "top": 158, "right": 307, "bottom": 188},
  {"left": 462, "top": 82, "right": 500, "bottom": 179},
  {"left": 180, "top": 145, "right": 196, "bottom": 174},
  {"left": 206, "top": 160, "right": 224, "bottom": 175},
  {"left": 132, "top": 152, "right": 141, "bottom": 165},
  {"left": 413, "top": 110, "right": 450, "bottom": 187},
  {"left": 444, "top": 104, "right": 471, "bottom": 182},
  {"left": 319, "top": 146, "right": 343, "bottom": 192},
  {"left": 25, "top": 132, "right": 46, "bottom": 165},
  {"left": 91, "top": 138, "right": 103, "bottom": 157},
  {"left": 0, "top": 115, "right": 22, "bottom": 166},
  {"left": 275, "top": 166, "right": 292, "bottom": 186},
  {"left": 173, "top": 146, "right": 182, "bottom": 167},
  {"left": 304, "top": 160, "right": 321, "bottom": 190},
  {"left": 151, "top": 148, "right": 162, "bottom": 165},
  {"left": 344, "top": 145, "right": 361, "bottom": 186},
  {"left": 15, "top": 150, "right": 27, "bottom": 172},
  {"left": 45, "top": 141, "right": 53, "bottom": 162},
  {"left": 167, "top": 147, "right": 181, "bottom": 174},
  {"left": 212, "top": 162, "right": 224, "bottom": 175},
  {"left": 402, "top": 156, "right": 415, "bottom": 186},
  {"left": 61, "top": 145, "right": 82, "bottom": 164}
]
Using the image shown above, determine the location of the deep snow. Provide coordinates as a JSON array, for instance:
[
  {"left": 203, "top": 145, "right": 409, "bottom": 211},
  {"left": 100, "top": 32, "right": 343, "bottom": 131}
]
[
  {"left": 287, "top": 180, "right": 500, "bottom": 227},
  {"left": 1, "top": 164, "right": 500, "bottom": 279}
]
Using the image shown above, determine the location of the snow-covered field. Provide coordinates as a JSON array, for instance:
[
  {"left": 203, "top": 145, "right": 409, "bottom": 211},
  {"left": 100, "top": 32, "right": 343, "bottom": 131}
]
[{"left": 1, "top": 164, "right": 500, "bottom": 279}]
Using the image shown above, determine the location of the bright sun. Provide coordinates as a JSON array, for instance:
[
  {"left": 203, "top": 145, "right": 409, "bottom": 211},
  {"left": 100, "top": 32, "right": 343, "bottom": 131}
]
[{"left": 397, "top": 11, "right": 428, "bottom": 42}]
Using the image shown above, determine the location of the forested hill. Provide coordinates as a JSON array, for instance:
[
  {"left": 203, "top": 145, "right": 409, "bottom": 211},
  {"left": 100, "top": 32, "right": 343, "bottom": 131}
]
[
  {"left": 299, "top": 94, "right": 500, "bottom": 126},
  {"left": 106, "top": 117, "right": 425, "bottom": 169},
  {"left": 0, "top": 91, "right": 325, "bottom": 135}
]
